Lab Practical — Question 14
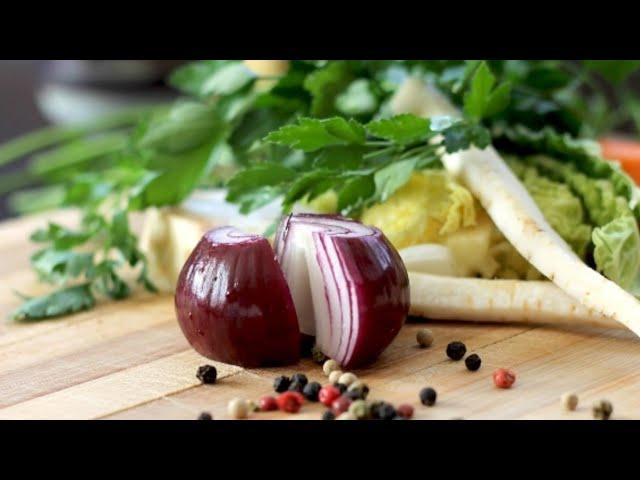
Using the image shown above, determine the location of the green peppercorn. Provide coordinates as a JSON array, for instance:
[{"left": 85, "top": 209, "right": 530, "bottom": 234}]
[
  {"left": 420, "top": 387, "right": 437, "bottom": 406},
  {"left": 348, "top": 400, "right": 369, "bottom": 419},
  {"left": 416, "top": 328, "right": 434, "bottom": 348},
  {"left": 312, "top": 345, "right": 328, "bottom": 364},
  {"left": 593, "top": 400, "right": 613, "bottom": 420}
]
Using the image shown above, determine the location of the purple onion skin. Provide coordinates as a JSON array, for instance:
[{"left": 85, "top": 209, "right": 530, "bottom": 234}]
[
  {"left": 336, "top": 229, "right": 410, "bottom": 369},
  {"left": 175, "top": 227, "right": 300, "bottom": 368}
]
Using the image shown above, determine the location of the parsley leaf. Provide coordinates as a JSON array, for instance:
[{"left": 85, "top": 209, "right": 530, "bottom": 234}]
[
  {"left": 266, "top": 117, "right": 366, "bottom": 151},
  {"left": 366, "top": 114, "right": 431, "bottom": 145},
  {"left": 12, "top": 284, "right": 95, "bottom": 322},
  {"left": 464, "top": 62, "right": 511, "bottom": 121}
]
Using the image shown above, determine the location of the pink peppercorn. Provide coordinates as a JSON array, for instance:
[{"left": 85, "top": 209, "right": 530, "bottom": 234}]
[
  {"left": 331, "top": 396, "right": 352, "bottom": 415},
  {"left": 493, "top": 368, "right": 516, "bottom": 389},
  {"left": 396, "top": 404, "right": 414, "bottom": 419},
  {"left": 276, "top": 391, "right": 304, "bottom": 413},
  {"left": 318, "top": 385, "right": 341, "bottom": 407},
  {"left": 259, "top": 395, "right": 278, "bottom": 412}
]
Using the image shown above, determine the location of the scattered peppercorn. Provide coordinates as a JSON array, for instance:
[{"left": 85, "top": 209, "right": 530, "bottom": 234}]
[
  {"left": 291, "top": 373, "right": 308, "bottom": 387},
  {"left": 416, "top": 328, "right": 434, "bottom": 348},
  {"left": 593, "top": 400, "right": 613, "bottom": 420},
  {"left": 273, "top": 375, "right": 291, "bottom": 393},
  {"left": 259, "top": 396, "right": 278, "bottom": 412},
  {"left": 393, "top": 416, "right": 407, "bottom": 420},
  {"left": 338, "top": 372, "right": 358, "bottom": 386},
  {"left": 331, "top": 396, "right": 352, "bottom": 415},
  {"left": 561, "top": 393, "right": 579, "bottom": 411},
  {"left": 247, "top": 400, "right": 260, "bottom": 412},
  {"left": 197, "top": 411, "right": 213, "bottom": 420},
  {"left": 465, "top": 353, "right": 482, "bottom": 371},
  {"left": 322, "top": 410, "right": 336, "bottom": 420},
  {"left": 323, "top": 359, "right": 340, "bottom": 376},
  {"left": 334, "top": 382, "right": 348, "bottom": 394},
  {"left": 348, "top": 399, "right": 369, "bottom": 419},
  {"left": 493, "top": 368, "right": 516, "bottom": 389},
  {"left": 302, "top": 381, "right": 322, "bottom": 402},
  {"left": 312, "top": 345, "right": 328, "bottom": 364},
  {"left": 196, "top": 365, "right": 218, "bottom": 384},
  {"left": 288, "top": 380, "right": 305, "bottom": 393},
  {"left": 336, "top": 412, "right": 356, "bottom": 420},
  {"left": 277, "top": 391, "right": 304, "bottom": 413},
  {"left": 228, "top": 398, "right": 249, "bottom": 419},
  {"left": 373, "top": 402, "right": 397, "bottom": 420},
  {"left": 328, "top": 370, "right": 343, "bottom": 384},
  {"left": 319, "top": 385, "right": 341, "bottom": 407},
  {"left": 396, "top": 404, "right": 414, "bottom": 419},
  {"left": 345, "top": 388, "right": 367, "bottom": 401},
  {"left": 420, "top": 387, "right": 437, "bottom": 406},
  {"left": 446, "top": 341, "right": 467, "bottom": 361}
]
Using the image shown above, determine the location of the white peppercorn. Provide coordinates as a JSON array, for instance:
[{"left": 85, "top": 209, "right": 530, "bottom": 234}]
[
  {"left": 561, "top": 392, "right": 578, "bottom": 411},
  {"left": 228, "top": 398, "right": 249, "bottom": 419},
  {"left": 416, "top": 328, "right": 434, "bottom": 348},
  {"left": 336, "top": 412, "right": 356, "bottom": 420},
  {"left": 338, "top": 372, "right": 358, "bottom": 387},
  {"left": 328, "top": 370, "right": 343, "bottom": 384},
  {"left": 323, "top": 359, "right": 340, "bottom": 376}
]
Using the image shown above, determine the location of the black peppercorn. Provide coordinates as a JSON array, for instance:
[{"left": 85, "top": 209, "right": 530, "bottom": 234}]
[
  {"left": 345, "top": 388, "right": 368, "bottom": 401},
  {"left": 374, "top": 402, "right": 397, "bottom": 420},
  {"left": 420, "top": 387, "right": 437, "bottom": 406},
  {"left": 303, "top": 381, "right": 322, "bottom": 401},
  {"left": 273, "top": 375, "right": 291, "bottom": 393},
  {"left": 446, "top": 341, "right": 467, "bottom": 361},
  {"left": 322, "top": 410, "right": 336, "bottom": 420},
  {"left": 196, "top": 365, "right": 218, "bottom": 384},
  {"left": 197, "top": 411, "right": 213, "bottom": 420},
  {"left": 465, "top": 353, "right": 482, "bottom": 371},
  {"left": 291, "top": 373, "right": 308, "bottom": 387},
  {"left": 334, "top": 382, "right": 348, "bottom": 394},
  {"left": 288, "top": 380, "right": 305, "bottom": 393}
]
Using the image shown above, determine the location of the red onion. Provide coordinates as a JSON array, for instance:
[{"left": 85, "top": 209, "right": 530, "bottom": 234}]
[
  {"left": 275, "top": 214, "right": 410, "bottom": 368},
  {"left": 175, "top": 226, "right": 300, "bottom": 368}
]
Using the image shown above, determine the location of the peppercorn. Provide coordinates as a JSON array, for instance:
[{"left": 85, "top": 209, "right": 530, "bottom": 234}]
[
  {"left": 420, "top": 387, "right": 437, "bottom": 406},
  {"left": 331, "top": 396, "right": 352, "bottom": 416},
  {"left": 277, "top": 391, "right": 304, "bottom": 413},
  {"left": 247, "top": 400, "right": 260, "bottom": 412},
  {"left": 318, "top": 385, "right": 341, "bottom": 407},
  {"left": 273, "top": 375, "right": 291, "bottom": 393},
  {"left": 561, "top": 393, "right": 579, "bottom": 411},
  {"left": 465, "top": 353, "right": 482, "bottom": 371},
  {"left": 334, "top": 382, "right": 348, "bottom": 394},
  {"left": 291, "top": 373, "right": 308, "bottom": 387},
  {"left": 373, "top": 402, "right": 397, "bottom": 420},
  {"left": 338, "top": 372, "right": 358, "bottom": 386},
  {"left": 288, "top": 380, "right": 305, "bottom": 393},
  {"left": 196, "top": 365, "right": 218, "bottom": 384},
  {"left": 416, "top": 328, "right": 434, "bottom": 348},
  {"left": 593, "top": 400, "right": 613, "bottom": 420},
  {"left": 259, "top": 395, "right": 278, "bottom": 412},
  {"left": 345, "top": 388, "right": 367, "bottom": 401},
  {"left": 328, "top": 370, "right": 343, "bottom": 384},
  {"left": 336, "top": 412, "right": 356, "bottom": 420},
  {"left": 446, "top": 341, "right": 466, "bottom": 361},
  {"left": 396, "top": 404, "right": 414, "bottom": 419},
  {"left": 228, "top": 398, "right": 249, "bottom": 419},
  {"left": 302, "top": 381, "right": 322, "bottom": 402},
  {"left": 348, "top": 399, "right": 369, "bottom": 419},
  {"left": 322, "top": 410, "right": 336, "bottom": 420},
  {"left": 323, "top": 359, "right": 340, "bottom": 376},
  {"left": 312, "top": 345, "right": 327, "bottom": 364},
  {"left": 197, "top": 411, "right": 213, "bottom": 420},
  {"left": 493, "top": 368, "right": 516, "bottom": 389}
]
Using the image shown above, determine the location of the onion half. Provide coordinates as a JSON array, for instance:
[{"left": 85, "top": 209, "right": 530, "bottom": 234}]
[
  {"left": 175, "top": 226, "right": 300, "bottom": 367},
  {"left": 275, "top": 214, "right": 410, "bottom": 368}
]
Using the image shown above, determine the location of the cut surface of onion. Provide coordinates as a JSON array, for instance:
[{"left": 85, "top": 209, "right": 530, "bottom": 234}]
[
  {"left": 175, "top": 226, "right": 300, "bottom": 368},
  {"left": 399, "top": 243, "right": 460, "bottom": 277},
  {"left": 275, "top": 214, "right": 410, "bottom": 368}
]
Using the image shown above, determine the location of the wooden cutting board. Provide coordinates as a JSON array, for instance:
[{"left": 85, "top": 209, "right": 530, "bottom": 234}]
[{"left": 1, "top": 210, "right": 639, "bottom": 420}]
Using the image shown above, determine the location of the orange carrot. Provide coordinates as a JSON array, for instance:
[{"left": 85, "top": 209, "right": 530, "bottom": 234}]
[{"left": 600, "top": 137, "right": 640, "bottom": 185}]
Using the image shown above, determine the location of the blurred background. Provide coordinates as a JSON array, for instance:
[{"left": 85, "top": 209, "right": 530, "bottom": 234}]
[{"left": 0, "top": 60, "right": 185, "bottom": 220}]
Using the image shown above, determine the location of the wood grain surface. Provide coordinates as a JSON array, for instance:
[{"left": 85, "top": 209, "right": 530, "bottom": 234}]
[{"left": 1, "top": 210, "right": 639, "bottom": 420}]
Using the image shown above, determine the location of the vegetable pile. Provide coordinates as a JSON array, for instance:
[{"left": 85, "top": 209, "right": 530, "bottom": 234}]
[{"left": 3, "top": 59, "right": 640, "bottom": 326}]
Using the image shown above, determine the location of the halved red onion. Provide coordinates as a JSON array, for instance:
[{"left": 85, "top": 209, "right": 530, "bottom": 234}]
[
  {"left": 275, "top": 214, "right": 410, "bottom": 368},
  {"left": 175, "top": 226, "right": 300, "bottom": 368}
]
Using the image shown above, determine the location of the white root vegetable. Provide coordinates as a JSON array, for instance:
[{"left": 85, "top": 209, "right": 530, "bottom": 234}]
[{"left": 409, "top": 272, "right": 619, "bottom": 329}]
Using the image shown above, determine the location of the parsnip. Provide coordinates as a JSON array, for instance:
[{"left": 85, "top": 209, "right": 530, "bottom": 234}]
[{"left": 409, "top": 272, "right": 619, "bottom": 329}]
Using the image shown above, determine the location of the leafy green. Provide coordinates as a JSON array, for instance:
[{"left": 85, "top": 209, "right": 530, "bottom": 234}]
[
  {"left": 366, "top": 115, "right": 430, "bottom": 145},
  {"left": 463, "top": 62, "right": 511, "bottom": 121},
  {"left": 304, "top": 61, "right": 353, "bottom": 117},
  {"left": 593, "top": 215, "right": 640, "bottom": 294},
  {"left": 266, "top": 117, "right": 366, "bottom": 151},
  {"left": 335, "top": 79, "right": 378, "bottom": 116},
  {"left": 12, "top": 284, "right": 95, "bottom": 322}
]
